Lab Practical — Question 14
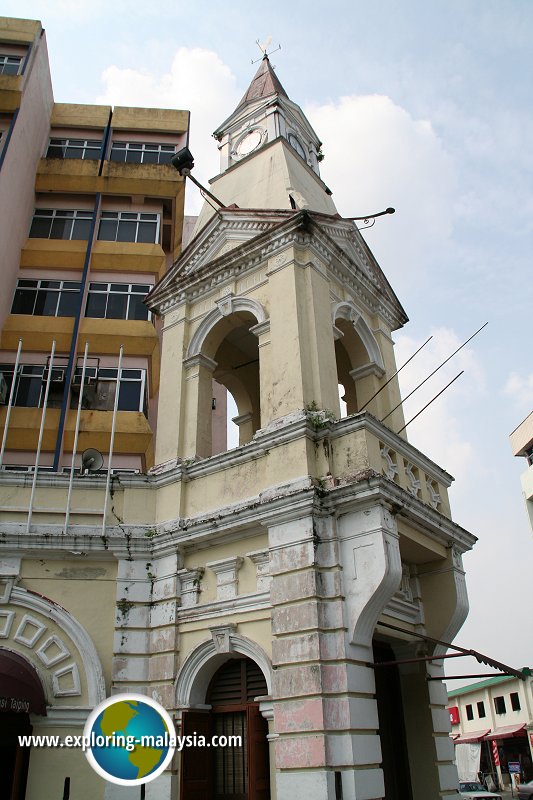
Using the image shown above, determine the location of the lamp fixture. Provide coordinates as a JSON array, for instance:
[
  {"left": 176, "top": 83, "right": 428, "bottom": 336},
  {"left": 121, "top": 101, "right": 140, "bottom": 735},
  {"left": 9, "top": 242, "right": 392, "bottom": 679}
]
[{"left": 170, "top": 147, "right": 226, "bottom": 209}]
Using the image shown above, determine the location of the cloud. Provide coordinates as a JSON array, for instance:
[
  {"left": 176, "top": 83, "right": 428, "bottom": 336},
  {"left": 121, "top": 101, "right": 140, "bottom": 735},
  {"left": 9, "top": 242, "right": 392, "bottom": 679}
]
[
  {"left": 504, "top": 372, "right": 533, "bottom": 410},
  {"left": 393, "top": 327, "right": 485, "bottom": 483},
  {"left": 305, "top": 95, "right": 457, "bottom": 285},
  {"left": 95, "top": 48, "right": 241, "bottom": 213}
]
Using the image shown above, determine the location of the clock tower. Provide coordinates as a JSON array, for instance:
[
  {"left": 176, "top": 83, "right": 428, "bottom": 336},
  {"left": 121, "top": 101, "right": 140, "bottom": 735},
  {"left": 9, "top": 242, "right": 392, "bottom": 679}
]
[{"left": 194, "top": 55, "right": 337, "bottom": 231}]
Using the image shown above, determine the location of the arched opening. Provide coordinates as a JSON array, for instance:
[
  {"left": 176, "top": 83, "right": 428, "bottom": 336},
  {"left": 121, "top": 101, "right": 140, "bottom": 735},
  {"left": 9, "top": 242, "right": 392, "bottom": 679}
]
[
  {"left": 203, "top": 311, "right": 261, "bottom": 455},
  {"left": 180, "top": 656, "right": 270, "bottom": 800},
  {"left": 0, "top": 649, "right": 47, "bottom": 800},
  {"left": 334, "top": 318, "right": 367, "bottom": 415},
  {"left": 333, "top": 305, "right": 385, "bottom": 416}
]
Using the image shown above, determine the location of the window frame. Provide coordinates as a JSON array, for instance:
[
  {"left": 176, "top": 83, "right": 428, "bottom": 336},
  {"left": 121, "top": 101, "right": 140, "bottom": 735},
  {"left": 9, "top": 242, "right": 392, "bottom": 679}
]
[
  {"left": 0, "top": 55, "right": 23, "bottom": 76},
  {"left": 0, "top": 364, "right": 147, "bottom": 413},
  {"left": 46, "top": 137, "right": 102, "bottom": 160},
  {"left": 465, "top": 704, "right": 474, "bottom": 721},
  {"left": 97, "top": 211, "right": 160, "bottom": 244},
  {"left": 96, "top": 367, "right": 147, "bottom": 413},
  {"left": 11, "top": 278, "right": 81, "bottom": 317},
  {"left": 85, "top": 282, "right": 153, "bottom": 321},
  {"left": 510, "top": 692, "right": 521, "bottom": 711},
  {"left": 109, "top": 141, "right": 176, "bottom": 165},
  {"left": 494, "top": 695, "right": 506, "bottom": 715},
  {"left": 0, "top": 364, "right": 46, "bottom": 408},
  {"left": 29, "top": 208, "right": 93, "bottom": 241},
  {"left": 477, "top": 700, "right": 486, "bottom": 718}
]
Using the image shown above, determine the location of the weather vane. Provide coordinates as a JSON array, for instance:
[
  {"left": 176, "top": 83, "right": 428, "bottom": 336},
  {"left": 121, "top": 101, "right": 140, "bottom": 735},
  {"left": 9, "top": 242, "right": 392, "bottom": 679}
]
[{"left": 252, "top": 36, "right": 281, "bottom": 64}]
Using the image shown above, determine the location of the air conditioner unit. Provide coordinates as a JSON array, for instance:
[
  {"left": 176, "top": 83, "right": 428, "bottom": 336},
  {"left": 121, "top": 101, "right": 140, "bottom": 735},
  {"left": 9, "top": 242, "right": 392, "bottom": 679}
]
[
  {"left": 42, "top": 368, "right": 66, "bottom": 385},
  {"left": 0, "top": 372, "right": 8, "bottom": 404},
  {"left": 72, "top": 373, "right": 97, "bottom": 389}
]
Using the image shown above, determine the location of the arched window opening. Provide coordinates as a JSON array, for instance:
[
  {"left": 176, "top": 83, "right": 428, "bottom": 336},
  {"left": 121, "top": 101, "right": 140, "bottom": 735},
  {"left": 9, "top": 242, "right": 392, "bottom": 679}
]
[
  {"left": 338, "top": 383, "right": 348, "bottom": 418},
  {"left": 180, "top": 657, "right": 270, "bottom": 800},
  {"left": 334, "top": 315, "right": 384, "bottom": 415},
  {"left": 212, "top": 382, "right": 240, "bottom": 454},
  {"left": 335, "top": 333, "right": 358, "bottom": 415},
  {"left": 204, "top": 311, "right": 261, "bottom": 456}
]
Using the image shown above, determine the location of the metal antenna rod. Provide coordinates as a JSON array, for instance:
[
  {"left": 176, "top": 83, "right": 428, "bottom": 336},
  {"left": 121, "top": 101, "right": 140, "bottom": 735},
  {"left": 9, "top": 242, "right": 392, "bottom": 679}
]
[
  {"left": 396, "top": 371, "right": 464, "bottom": 435},
  {"left": 359, "top": 335, "right": 433, "bottom": 412},
  {"left": 381, "top": 322, "right": 488, "bottom": 424}
]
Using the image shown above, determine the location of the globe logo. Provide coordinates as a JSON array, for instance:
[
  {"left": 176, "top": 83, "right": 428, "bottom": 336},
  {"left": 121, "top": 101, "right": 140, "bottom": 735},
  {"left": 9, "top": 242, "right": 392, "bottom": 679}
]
[{"left": 83, "top": 693, "right": 175, "bottom": 786}]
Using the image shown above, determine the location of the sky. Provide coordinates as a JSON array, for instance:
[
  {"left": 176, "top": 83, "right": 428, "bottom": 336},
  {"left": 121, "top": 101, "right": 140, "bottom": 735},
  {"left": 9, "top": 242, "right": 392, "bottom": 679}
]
[{"left": 5, "top": 0, "right": 532, "bottom": 680}]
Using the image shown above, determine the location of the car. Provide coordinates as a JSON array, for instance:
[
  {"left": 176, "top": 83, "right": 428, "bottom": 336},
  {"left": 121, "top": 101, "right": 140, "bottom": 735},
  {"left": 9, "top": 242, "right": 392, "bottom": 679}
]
[
  {"left": 459, "top": 781, "right": 502, "bottom": 800},
  {"left": 518, "top": 780, "right": 533, "bottom": 800}
]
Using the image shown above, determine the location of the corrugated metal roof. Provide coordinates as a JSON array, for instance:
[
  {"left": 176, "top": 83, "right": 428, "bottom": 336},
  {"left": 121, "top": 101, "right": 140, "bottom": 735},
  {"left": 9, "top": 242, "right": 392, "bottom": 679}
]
[{"left": 448, "top": 674, "right": 514, "bottom": 697}]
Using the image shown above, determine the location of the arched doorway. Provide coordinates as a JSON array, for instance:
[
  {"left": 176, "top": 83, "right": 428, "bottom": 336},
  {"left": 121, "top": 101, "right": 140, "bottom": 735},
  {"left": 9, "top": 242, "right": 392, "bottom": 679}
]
[
  {"left": 180, "top": 656, "right": 270, "bottom": 800},
  {"left": 0, "top": 649, "right": 47, "bottom": 800}
]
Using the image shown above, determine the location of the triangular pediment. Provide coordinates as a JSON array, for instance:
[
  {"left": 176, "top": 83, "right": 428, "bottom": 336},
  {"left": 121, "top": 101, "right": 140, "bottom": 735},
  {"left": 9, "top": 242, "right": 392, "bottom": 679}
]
[{"left": 147, "top": 209, "right": 407, "bottom": 330}]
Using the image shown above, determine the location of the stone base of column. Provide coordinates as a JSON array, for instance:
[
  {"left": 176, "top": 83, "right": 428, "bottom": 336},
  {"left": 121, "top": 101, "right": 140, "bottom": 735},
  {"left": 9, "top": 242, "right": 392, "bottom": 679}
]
[{"left": 276, "top": 766, "right": 385, "bottom": 800}]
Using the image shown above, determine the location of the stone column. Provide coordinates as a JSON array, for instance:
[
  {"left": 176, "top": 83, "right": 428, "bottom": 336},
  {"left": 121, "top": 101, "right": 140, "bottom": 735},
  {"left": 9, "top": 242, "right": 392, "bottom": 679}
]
[
  {"left": 268, "top": 512, "right": 348, "bottom": 800},
  {"left": 182, "top": 353, "right": 217, "bottom": 458},
  {"left": 154, "top": 305, "right": 187, "bottom": 465},
  {"left": 250, "top": 319, "right": 271, "bottom": 429}
]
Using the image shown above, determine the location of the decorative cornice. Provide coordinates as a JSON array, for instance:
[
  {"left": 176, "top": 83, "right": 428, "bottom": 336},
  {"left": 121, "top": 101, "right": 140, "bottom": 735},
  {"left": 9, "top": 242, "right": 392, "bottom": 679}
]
[{"left": 149, "top": 210, "right": 407, "bottom": 330}]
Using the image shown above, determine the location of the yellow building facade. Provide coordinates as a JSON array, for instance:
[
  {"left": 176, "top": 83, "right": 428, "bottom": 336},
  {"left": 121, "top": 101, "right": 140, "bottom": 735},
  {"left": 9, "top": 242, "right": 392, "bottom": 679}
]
[{"left": 1, "top": 35, "right": 477, "bottom": 800}]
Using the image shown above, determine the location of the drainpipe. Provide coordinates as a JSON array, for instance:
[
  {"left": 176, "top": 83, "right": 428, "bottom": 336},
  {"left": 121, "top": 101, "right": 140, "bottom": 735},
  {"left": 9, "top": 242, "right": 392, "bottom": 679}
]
[{"left": 52, "top": 194, "right": 101, "bottom": 471}]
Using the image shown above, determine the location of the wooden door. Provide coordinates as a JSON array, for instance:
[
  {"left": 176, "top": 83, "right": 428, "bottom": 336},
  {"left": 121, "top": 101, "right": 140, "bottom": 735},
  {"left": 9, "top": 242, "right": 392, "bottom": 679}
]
[
  {"left": 180, "top": 710, "right": 213, "bottom": 800},
  {"left": 247, "top": 704, "right": 270, "bottom": 800}
]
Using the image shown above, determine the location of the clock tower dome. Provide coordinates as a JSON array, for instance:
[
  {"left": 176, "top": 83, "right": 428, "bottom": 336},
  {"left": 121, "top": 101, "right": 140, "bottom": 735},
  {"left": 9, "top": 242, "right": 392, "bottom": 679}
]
[{"left": 194, "top": 55, "right": 337, "bottom": 231}]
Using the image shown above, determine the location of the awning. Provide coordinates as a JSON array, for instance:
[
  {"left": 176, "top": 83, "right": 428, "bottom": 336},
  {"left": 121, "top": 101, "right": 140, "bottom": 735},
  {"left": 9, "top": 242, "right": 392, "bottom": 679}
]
[
  {"left": 0, "top": 649, "right": 47, "bottom": 715},
  {"left": 484, "top": 724, "right": 526, "bottom": 741},
  {"left": 454, "top": 729, "right": 490, "bottom": 744}
]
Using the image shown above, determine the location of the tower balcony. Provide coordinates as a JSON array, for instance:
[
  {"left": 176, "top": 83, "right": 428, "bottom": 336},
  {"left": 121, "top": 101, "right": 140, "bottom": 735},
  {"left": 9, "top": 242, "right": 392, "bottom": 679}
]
[{"left": 150, "top": 410, "right": 452, "bottom": 524}]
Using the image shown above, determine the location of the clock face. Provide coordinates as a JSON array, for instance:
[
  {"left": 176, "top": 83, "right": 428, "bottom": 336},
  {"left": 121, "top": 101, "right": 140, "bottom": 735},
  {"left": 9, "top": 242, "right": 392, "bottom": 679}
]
[
  {"left": 288, "top": 133, "right": 306, "bottom": 160},
  {"left": 235, "top": 128, "right": 263, "bottom": 156}
]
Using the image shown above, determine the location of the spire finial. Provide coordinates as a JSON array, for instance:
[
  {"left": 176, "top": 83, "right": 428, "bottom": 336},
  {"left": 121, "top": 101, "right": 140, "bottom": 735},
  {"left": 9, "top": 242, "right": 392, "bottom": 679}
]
[{"left": 252, "top": 37, "right": 281, "bottom": 64}]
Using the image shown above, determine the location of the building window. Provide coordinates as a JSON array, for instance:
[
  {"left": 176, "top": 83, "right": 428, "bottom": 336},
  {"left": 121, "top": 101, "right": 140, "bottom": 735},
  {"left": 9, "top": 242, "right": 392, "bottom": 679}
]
[
  {"left": 0, "top": 364, "right": 63, "bottom": 408},
  {"left": 72, "top": 367, "right": 147, "bottom": 413},
  {"left": 11, "top": 279, "right": 81, "bottom": 317},
  {"left": 510, "top": 692, "right": 521, "bottom": 711},
  {"left": 109, "top": 141, "right": 175, "bottom": 165},
  {"left": 46, "top": 138, "right": 102, "bottom": 160},
  {"left": 525, "top": 446, "right": 533, "bottom": 467},
  {"left": 494, "top": 695, "right": 506, "bottom": 715},
  {"left": 477, "top": 701, "right": 486, "bottom": 718},
  {"left": 29, "top": 209, "right": 93, "bottom": 240},
  {"left": 97, "top": 211, "right": 159, "bottom": 244},
  {"left": 85, "top": 283, "right": 152, "bottom": 321},
  {"left": 0, "top": 55, "right": 22, "bottom": 75},
  {"left": 466, "top": 704, "right": 474, "bottom": 721}
]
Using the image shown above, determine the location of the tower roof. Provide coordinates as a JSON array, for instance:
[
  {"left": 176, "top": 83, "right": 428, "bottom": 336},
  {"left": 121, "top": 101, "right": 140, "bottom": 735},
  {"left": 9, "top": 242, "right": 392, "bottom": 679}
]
[{"left": 235, "top": 55, "right": 289, "bottom": 111}]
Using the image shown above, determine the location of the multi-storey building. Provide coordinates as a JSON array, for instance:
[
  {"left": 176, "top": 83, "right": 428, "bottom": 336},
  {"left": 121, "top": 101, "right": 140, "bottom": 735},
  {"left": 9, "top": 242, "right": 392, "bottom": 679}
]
[
  {"left": 1, "top": 21, "right": 513, "bottom": 800},
  {"left": 510, "top": 412, "right": 533, "bottom": 535},
  {"left": 0, "top": 16, "right": 189, "bottom": 475},
  {"left": 447, "top": 673, "right": 533, "bottom": 788}
]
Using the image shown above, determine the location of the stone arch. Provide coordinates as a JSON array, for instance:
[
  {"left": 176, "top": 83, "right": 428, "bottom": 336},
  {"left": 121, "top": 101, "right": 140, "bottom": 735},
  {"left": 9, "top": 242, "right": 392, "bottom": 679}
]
[
  {"left": 332, "top": 301, "right": 385, "bottom": 371},
  {"left": 186, "top": 294, "right": 268, "bottom": 360},
  {"left": 185, "top": 295, "right": 268, "bottom": 454},
  {"left": 175, "top": 633, "right": 272, "bottom": 707},
  {"left": 2, "top": 586, "right": 106, "bottom": 707}
]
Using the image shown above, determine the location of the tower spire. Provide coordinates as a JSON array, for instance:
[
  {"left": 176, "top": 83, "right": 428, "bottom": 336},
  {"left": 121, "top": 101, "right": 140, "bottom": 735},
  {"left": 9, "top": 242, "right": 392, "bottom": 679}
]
[{"left": 235, "top": 53, "right": 289, "bottom": 112}]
